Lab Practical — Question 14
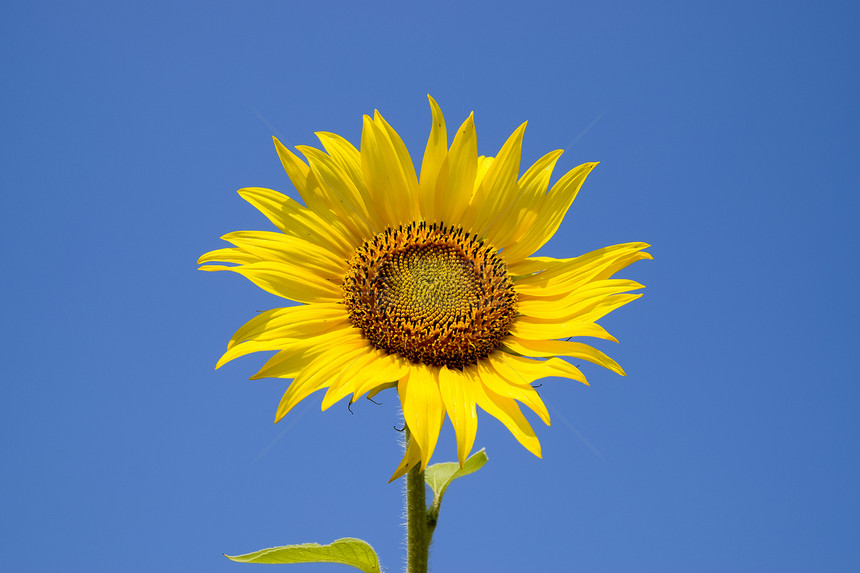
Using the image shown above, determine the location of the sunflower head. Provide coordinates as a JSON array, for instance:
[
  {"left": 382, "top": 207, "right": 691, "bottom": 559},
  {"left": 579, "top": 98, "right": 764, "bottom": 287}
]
[
  {"left": 342, "top": 221, "right": 517, "bottom": 370},
  {"left": 199, "top": 97, "right": 650, "bottom": 480}
]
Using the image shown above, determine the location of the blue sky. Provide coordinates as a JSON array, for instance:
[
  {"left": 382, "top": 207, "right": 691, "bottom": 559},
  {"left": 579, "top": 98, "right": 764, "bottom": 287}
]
[{"left": 3, "top": 1, "right": 858, "bottom": 571}]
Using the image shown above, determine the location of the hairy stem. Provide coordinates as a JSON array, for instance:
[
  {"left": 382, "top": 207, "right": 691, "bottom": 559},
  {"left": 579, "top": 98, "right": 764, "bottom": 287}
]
[{"left": 405, "top": 429, "right": 429, "bottom": 573}]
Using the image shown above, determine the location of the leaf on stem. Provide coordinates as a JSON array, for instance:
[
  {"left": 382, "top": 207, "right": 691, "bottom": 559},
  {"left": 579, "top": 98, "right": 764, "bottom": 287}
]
[
  {"left": 424, "top": 448, "right": 488, "bottom": 520},
  {"left": 224, "top": 537, "right": 381, "bottom": 572}
]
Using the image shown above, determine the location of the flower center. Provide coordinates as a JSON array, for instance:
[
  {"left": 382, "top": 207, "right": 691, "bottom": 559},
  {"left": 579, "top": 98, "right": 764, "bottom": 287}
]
[{"left": 342, "top": 221, "right": 517, "bottom": 369}]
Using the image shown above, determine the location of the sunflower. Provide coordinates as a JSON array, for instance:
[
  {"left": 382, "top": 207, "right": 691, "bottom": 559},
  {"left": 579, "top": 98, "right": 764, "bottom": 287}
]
[{"left": 199, "top": 97, "right": 650, "bottom": 480}]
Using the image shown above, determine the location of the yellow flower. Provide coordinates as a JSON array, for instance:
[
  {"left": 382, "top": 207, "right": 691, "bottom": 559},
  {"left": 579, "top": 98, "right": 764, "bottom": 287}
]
[{"left": 199, "top": 97, "right": 650, "bottom": 480}]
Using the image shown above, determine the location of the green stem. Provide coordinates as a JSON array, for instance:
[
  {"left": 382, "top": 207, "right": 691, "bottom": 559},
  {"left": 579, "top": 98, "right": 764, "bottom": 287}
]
[{"left": 405, "top": 429, "right": 429, "bottom": 573}]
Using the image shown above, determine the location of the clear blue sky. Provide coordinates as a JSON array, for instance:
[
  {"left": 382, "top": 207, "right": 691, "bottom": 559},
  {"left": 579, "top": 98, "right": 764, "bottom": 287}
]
[{"left": 3, "top": 1, "right": 858, "bottom": 571}]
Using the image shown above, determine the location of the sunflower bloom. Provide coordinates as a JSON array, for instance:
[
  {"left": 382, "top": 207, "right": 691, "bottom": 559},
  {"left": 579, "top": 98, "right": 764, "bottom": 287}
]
[{"left": 199, "top": 97, "right": 650, "bottom": 480}]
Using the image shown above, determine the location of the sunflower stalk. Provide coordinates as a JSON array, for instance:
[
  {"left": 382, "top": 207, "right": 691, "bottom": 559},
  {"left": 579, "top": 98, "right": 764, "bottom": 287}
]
[{"left": 405, "top": 429, "right": 431, "bottom": 573}]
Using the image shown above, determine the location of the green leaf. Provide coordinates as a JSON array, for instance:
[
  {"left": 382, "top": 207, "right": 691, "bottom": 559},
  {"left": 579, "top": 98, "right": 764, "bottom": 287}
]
[
  {"left": 424, "top": 448, "right": 488, "bottom": 518},
  {"left": 224, "top": 537, "right": 381, "bottom": 572}
]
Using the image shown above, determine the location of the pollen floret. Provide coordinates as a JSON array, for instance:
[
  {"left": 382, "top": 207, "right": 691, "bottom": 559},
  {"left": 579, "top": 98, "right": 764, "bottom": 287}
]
[{"left": 342, "top": 221, "right": 518, "bottom": 369}]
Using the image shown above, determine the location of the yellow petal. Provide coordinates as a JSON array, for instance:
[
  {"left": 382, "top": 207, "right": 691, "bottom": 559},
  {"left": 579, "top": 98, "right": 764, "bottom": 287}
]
[
  {"left": 389, "top": 436, "right": 422, "bottom": 482},
  {"left": 521, "top": 290, "right": 645, "bottom": 323},
  {"left": 475, "top": 381, "right": 542, "bottom": 458},
  {"left": 490, "top": 352, "right": 589, "bottom": 386},
  {"left": 507, "top": 255, "right": 559, "bottom": 277},
  {"left": 513, "top": 242, "right": 651, "bottom": 295},
  {"left": 236, "top": 187, "right": 354, "bottom": 258},
  {"left": 518, "top": 279, "right": 645, "bottom": 320},
  {"left": 418, "top": 95, "right": 448, "bottom": 222},
  {"left": 275, "top": 342, "right": 369, "bottom": 421},
  {"left": 219, "top": 322, "right": 354, "bottom": 370},
  {"left": 197, "top": 261, "right": 341, "bottom": 304},
  {"left": 227, "top": 303, "right": 348, "bottom": 349},
  {"left": 398, "top": 364, "right": 445, "bottom": 469},
  {"left": 501, "top": 162, "right": 598, "bottom": 263},
  {"left": 321, "top": 348, "right": 405, "bottom": 410},
  {"left": 315, "top": 131, "right": 361, "bottom": 173},
  {"left": 504, "top": 337, "right": 626, "bottom": 376},
  {"left": 473, "top": 156, "right": 494, "bottom": 191},
  {"left": 490, "top": 150, "right": 564, "bottom": 248},
  {"left": 219, "top": 231, "right": 347, "bottom": 278},
  {"left": 437, "top": 113, "right": 477, "bottom": 224},
  {"left": 250, "top": 328, "right": 363, "bottom": 379},
  {"left": 319, "top": 346, "right": 386, "bottom": 410},
  {"left": 459, "top": 153, "right": 492, "bottom": 232},
  {"left": 469, "top": 122, "right": 527, "bottom": 238},
  {"left": 315, "top": 131, "right": 371, "bottom": 219},
  {"left": 273, "top": 138, "right": 336, "bottom": 219},
  {"left": 373, "top": 110, "right": 420, "bottom": 221},
  {"left": 511, "top": 317, "right": 618, "bottom": 342},
  {"left": 575, "top": 294, "right": 643, "bottom": 323},
  {"left": 480, "top": 358, "right": 550, "bottom": 425},
  {"left": 520, "top": 278, "right": 645, "bottom": 302},
  {"left": 359, "top": 116, "right": 399, "bottom": 227},
  {"left": 249, "top": 345, "right": 324, "bottom": 380},
  {"left": 517, "top": 149, "right": 565, "bottom": 201},
  {"left": 350, "top": 354, "right": 410, "bottom": 402},
  {"left": 360, "top": 114, "right": 418, "bottom": 227},
  {"left": 593, "top": 250, "right": 654, "bottom": 281},
  {"left": 197, "top": 247, "right": 259, "bottom": 266},
  {"left": 366, "top": 381, "right": 398, "bottom": 401},
  {"left": 296, "top": 144, "right": 377, "bottom": 236},
  {"left": 437, "top": 365, "right": 479, "bottom": 466}
]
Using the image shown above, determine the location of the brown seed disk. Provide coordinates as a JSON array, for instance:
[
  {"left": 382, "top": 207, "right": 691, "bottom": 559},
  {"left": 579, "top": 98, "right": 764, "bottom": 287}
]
[{"left": 342, "top": 221, "right": 518, "bottom": 369}]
